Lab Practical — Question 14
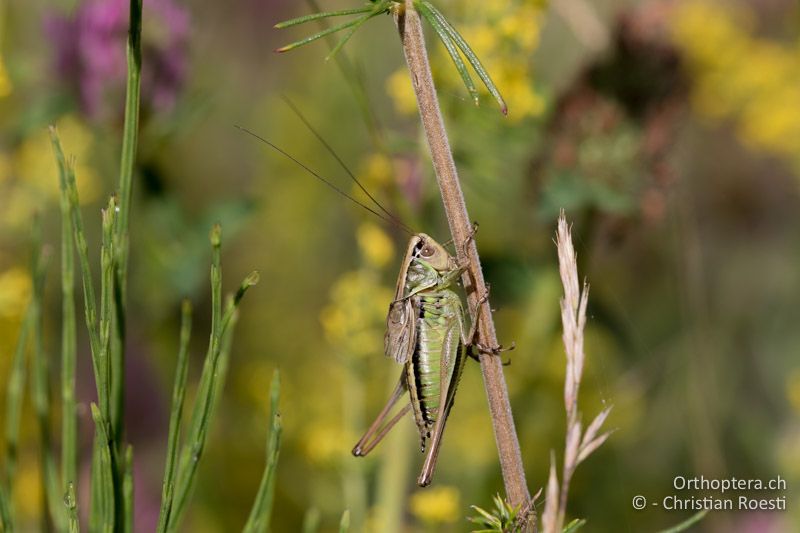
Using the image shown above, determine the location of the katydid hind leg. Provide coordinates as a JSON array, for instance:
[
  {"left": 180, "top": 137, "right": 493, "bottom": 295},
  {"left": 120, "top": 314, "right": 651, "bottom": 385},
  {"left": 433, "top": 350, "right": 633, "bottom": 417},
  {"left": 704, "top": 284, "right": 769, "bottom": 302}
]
[{"left": 352, "top": 372, "right": 410, "bottom": 457}]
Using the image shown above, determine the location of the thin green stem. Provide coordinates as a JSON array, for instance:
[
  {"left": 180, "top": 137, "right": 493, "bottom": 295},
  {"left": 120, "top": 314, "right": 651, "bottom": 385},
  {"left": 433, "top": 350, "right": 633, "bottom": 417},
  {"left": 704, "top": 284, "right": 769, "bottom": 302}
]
[
  {"left": 166, "top": 228, "right": 258, "bottom": 531},
  {"left": 111, "top": 0, "right": 143, "bottom": 454},
  {"left": 156, "top": 300, "right": 193, "bottom": 533},
  {"left": 242, "top": 370, "right": 282, "bottom": 533},
  {"left": 55, "top": 123, "right": 79, "bottom": 502}
]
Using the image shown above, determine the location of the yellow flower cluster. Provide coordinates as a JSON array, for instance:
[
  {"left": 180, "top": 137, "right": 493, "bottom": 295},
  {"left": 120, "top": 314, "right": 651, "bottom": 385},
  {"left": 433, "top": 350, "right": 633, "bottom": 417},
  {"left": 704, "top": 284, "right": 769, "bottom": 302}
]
[
  {"left": 387, "top": 0, "right": 546, "bottom": 120},
  {"left": 1, "top": 114, "right": 100, "bottom": 229},
  {"left": 671, "top": 1, "right": 800, "bottom": 172},
  {"left": 409, "top": 484, "right": 461, "bottom": 524},
  {"left": 320, "top": 223, "right": 395, "bottom": 360}
]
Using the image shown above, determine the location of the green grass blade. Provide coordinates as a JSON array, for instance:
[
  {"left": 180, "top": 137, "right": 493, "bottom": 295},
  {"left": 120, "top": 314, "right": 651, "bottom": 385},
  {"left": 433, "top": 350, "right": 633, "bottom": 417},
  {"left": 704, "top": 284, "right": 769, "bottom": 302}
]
[
  {"left": 210, "top": 296, "right": 237, "bottom": 417},
  {"left": 49, "top": 131, "right": 104, "bottom": 405},
  {"left": 275, "top": 5, "right": 374, "bottom": 28},
  {"left": 90, "top": 404, "right": 115, "bottom": 533},
  {"left": 167, "top": 228, "right": 258, "bottom": 531},
  {"left": 655, "top": 510, "right": 708, "bottom": 533},
  {"left": 242, "top": 371, "right": 282, "bottom": 533},
  {"left": 65, "top": 482, "right": 79, "bottom": 533},
  {"left": 29, "top": 217, "right": 67, "bottom": 530},
  {"left": 276, "top": 13, "right": 373, "bottom": 53},
  {"left": 123, "top": 445, "right": 134, "bottom": 533},
  {"left": 338, "top": 510, "right": 350, "bottom": 533},
  {"left": 418, "top": 1, "right": 507, "bottom": 114},
  {"left": 156, "top": 300, "right": 193, "bottom": 533},
  {"left": 111, "top": 0, "right": 143, "bottom": 452},
  {"left": 416, "top": 2, "right": 478, "bottom": 106},
  {"left": 54, "top": 122, "right": 79, "bottom": 517}
]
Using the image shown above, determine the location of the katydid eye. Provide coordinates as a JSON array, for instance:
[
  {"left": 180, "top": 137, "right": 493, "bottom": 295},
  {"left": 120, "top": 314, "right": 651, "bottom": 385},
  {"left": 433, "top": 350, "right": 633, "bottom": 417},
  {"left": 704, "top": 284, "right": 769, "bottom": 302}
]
[{"left": 421, "top": 245, "right": 435, "bottom": 257}]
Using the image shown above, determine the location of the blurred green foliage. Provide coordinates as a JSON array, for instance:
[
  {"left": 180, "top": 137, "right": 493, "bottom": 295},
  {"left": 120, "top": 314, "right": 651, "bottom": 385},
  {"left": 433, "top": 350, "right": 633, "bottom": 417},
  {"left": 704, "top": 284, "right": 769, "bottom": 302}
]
[{"left": 0, "top": 0, "right": 798, "bottom": 531}]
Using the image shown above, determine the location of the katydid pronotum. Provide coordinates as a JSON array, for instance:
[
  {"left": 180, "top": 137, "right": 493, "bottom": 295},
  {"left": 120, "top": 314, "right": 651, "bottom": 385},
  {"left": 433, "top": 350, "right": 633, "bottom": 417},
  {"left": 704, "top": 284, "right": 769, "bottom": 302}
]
[{"left": 238, "top": 105, "right": 506, "bottom": 486}]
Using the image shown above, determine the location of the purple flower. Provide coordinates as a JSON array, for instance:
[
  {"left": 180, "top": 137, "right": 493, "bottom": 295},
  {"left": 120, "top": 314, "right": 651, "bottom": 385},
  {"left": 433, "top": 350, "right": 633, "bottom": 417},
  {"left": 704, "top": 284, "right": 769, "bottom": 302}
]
[{"left": 46, "top": 0, "right": 189, "bottom": 119}]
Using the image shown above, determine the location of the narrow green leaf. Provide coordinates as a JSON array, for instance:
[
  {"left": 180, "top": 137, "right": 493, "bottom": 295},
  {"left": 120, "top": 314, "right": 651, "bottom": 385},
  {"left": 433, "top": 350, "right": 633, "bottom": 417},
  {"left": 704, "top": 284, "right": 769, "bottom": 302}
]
[
  {"left": 416, "top": 2, "right": 478, "bottom": 105},
  {"left": 468, "top": 505, "right": 497, "bottom": 523},
  {"left": 275, "top": 5, "right": 375, "bottom": 28},
  {"left": 242, "top": 370, "right": 282, "bottom": 533},
  {"left": 156, "top": 300, "right": 193, "bottom": 533},
  {"left": 655, "top": 510, "right": 708, "bottom": 533},
  {"left": 563, "top": 518, "right": 587, "bottom": 533},
  {"left": 324, "top": 10, "right": 381, "bottom": 61},
  {"left": 418, "top": 1, "right": 507, "bottom": 114},
  {"left": 276, "top": 13, "right": 373, "bottom": 53}
]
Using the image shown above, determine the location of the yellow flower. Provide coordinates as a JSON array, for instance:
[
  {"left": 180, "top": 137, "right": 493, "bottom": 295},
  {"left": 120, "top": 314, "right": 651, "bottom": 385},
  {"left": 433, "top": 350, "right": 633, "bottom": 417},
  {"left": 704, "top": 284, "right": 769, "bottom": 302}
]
[
  {"left": 387, "top": 69, "right": 418, "bottom": 115},
  {"left": 357, "top": 223, "right": 394, "bottom": 269},
  {"left": 671, "top": 1, "right": 800, "bottom": 172},
  {"left": 15, "top": 461, "right": 42, "bottom": 520},
  {"left": 359, "top": 152, "right": 393, "bottom": 189},
  {"left": 409, "top": 485, "right": 461, "bottom": 524},
  {"left": 303, "top": 424, "right": 347, "bottom": 465},
  {"left": 0, "top": 268, "right": 31, "bottom": 319},
  {"left": 14, "top": 114, "right": 100, "bottom": 205},
  {"left": 320, "top": 270, "right": 393, "bottom": 359}
]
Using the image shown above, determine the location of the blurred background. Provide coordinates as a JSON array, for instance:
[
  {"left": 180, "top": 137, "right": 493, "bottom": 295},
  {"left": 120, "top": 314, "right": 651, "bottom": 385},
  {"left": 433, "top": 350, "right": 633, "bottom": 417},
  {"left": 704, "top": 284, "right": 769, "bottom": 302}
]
[{"left": 0, "top": 0, "right": 798, "bottom": 530}]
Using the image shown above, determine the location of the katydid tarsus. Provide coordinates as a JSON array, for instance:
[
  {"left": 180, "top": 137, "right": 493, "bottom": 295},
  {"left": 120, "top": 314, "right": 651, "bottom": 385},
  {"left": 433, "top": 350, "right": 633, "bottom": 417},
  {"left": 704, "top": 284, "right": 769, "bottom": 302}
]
[{"left": 237, "top": 105, "right": 502, "bottom": 486}]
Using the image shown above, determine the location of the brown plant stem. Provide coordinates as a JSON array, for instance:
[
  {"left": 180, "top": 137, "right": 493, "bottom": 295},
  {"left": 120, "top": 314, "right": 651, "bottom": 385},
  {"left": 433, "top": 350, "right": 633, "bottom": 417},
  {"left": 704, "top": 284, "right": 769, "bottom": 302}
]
[{"left": 394, "top": 0, "right": 531, "bottom": 517}]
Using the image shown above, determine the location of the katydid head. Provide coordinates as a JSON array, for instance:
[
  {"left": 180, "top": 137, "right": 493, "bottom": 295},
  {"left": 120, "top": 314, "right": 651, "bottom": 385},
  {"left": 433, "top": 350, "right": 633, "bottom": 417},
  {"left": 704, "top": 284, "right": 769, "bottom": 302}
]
[{"left": 414, "top": 233, "right": 457, "bottom": 273}]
